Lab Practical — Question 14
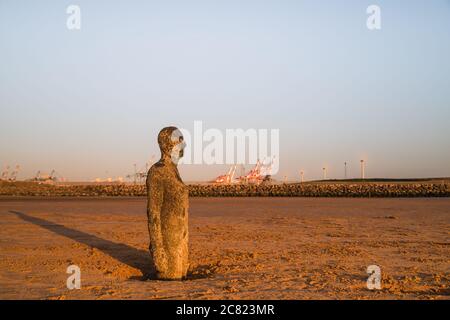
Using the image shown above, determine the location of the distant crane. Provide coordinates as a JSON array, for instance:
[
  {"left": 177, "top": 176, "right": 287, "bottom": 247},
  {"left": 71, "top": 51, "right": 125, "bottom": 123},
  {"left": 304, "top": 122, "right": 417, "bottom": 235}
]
[
  {"left": 1, "top": 165, "right": 10, "bottom": 180},
  {"left": 126, "top": 160, "right": 154, "bottom": 185},
  {"left": 212, "top": 165, "right": 237, "bottom": 184},
  {"left": 1, "top": 165, "right": 20, "bottom": 181},
  {"left": 31, "top": 170, "right": 62, "bottom": 183},
  {"left": 211, "top": 157, "right": 274, "bottom": 185},
  {"left": 9, "top": 165, "right": 20, "bottom": 181}
]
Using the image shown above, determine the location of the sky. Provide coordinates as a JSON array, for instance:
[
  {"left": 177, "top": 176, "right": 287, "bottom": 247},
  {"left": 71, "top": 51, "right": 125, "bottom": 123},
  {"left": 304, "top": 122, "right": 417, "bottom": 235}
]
[{"left": 1, "top": 0, "right": 449, "bottom": 182}]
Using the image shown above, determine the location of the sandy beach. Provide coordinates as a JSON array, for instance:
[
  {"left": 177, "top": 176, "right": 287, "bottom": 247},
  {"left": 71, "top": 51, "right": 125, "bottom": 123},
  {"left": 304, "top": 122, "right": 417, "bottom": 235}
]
[{"left": 0, "top": 197, "right": 448, "bottom": 300}]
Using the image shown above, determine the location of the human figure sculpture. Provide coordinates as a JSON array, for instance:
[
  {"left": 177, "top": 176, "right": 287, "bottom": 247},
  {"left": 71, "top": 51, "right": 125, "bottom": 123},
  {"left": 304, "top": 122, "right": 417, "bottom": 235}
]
[{"left": 146, "top": 126, "right": 189, "bottom": 280}]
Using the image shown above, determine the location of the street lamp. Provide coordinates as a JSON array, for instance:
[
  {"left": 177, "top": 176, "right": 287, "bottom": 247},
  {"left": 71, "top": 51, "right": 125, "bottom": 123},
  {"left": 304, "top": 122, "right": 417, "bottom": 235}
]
[{"left": 360, "top": 160, "right": 365, "bottom": 179}]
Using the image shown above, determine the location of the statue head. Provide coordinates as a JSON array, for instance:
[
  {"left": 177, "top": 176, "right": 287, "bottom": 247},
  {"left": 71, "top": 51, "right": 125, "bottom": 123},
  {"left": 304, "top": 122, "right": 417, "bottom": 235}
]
[{"left": 157, "top": 126, "right": 185, "bottom": 164}]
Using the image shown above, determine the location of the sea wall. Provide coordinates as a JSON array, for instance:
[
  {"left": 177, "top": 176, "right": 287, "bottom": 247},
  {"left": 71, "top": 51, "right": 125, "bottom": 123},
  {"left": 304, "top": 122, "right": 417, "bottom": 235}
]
[{"left": 1, "top": 181, "right": 449, "bottom": 197}]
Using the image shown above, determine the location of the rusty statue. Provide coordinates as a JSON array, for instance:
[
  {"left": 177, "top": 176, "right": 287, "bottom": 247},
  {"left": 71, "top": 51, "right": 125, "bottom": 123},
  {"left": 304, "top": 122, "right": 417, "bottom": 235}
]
[{"left": 146, "top": 126, "right": 189, "bottom": 280}]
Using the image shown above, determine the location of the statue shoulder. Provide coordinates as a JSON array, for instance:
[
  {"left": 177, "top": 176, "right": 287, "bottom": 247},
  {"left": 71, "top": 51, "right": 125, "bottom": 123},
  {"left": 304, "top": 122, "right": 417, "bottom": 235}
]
[{"left": 147, "top": 162, "right": 166, "bottom": 183}]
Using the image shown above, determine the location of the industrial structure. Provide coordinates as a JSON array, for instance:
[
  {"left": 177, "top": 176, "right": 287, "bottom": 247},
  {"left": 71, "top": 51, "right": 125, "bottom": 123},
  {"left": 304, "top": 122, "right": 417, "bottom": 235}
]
[
  {"left": 126, "top": 156, "right": 156, "bottom": 184},
  {"left": 211, "top": 165, "right": 237, "bottom": 184},
  {"left": 0, "top": 165, "right": 20, "bottom": 182},
  {"left": 212, "top": 157, "right": 276, "bottom": 185},
  {"left": 29, "top": 170, "right": 64, "bottom": 183}
]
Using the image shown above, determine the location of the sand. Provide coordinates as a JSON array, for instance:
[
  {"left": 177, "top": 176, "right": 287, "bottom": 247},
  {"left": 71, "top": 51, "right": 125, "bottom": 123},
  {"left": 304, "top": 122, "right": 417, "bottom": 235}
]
[{"left": 0, "top": 197, "right": 448, "bottom": 300}]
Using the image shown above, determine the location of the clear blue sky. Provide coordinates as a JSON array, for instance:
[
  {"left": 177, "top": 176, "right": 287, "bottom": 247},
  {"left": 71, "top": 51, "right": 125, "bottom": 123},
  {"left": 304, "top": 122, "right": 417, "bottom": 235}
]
[{"left": 1, "top": 0, "right": 449, "bottom": 181}]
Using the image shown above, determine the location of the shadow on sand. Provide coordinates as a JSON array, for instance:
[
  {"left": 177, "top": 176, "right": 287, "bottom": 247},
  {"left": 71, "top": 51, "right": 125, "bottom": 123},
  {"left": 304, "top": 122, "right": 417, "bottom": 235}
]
[{"left": 9, "top": 210, "right": 213, "bottom": 281}]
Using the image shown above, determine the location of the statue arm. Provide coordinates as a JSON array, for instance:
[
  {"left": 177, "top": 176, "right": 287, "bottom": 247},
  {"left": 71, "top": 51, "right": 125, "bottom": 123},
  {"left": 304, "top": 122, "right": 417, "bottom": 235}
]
[{"left": 146, "top": 170, "right": 167, "bottom": 269}]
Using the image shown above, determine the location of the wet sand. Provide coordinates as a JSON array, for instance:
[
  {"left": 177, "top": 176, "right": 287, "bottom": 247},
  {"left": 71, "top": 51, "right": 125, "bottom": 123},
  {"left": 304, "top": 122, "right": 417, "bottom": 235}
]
[{"left": 0, "top": 197, "right": 448, "bottom": 299}]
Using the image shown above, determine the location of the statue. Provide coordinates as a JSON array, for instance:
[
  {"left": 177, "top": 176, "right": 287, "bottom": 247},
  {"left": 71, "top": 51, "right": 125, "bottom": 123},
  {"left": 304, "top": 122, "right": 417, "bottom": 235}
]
[{"left": 146, "top": 126, "right": 189, "bottom": 280}]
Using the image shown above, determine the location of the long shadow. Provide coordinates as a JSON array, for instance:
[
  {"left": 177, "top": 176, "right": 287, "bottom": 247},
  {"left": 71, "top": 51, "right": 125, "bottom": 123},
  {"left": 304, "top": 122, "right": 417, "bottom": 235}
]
[
  {"left": 9, "top": 210, "right": 214, "bottom": 281},
  {"left": 10, "top": 210, "right": 155, "bottom": 279}
]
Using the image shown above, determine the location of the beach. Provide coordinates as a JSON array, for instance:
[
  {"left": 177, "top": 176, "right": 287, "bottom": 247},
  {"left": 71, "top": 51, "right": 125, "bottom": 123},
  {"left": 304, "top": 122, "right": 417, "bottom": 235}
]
[{"left": 0, "top": 197, "right": 448, "bottom": 299}]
